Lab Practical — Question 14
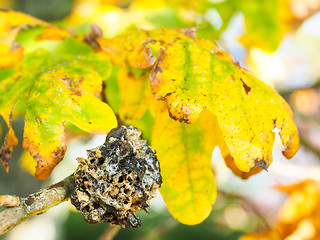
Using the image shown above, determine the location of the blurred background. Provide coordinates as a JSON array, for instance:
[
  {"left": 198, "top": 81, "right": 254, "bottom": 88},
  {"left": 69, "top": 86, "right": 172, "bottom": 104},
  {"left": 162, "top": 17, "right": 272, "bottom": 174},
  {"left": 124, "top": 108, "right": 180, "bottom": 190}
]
[{"left": 1, "top": 0, "right": 320, "bottom": 239}]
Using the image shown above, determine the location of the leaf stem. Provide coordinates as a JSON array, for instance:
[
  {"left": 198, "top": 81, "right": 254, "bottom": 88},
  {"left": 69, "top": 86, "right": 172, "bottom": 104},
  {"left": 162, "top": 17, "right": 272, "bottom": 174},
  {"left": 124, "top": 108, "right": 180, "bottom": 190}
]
[
  {"left": 0, "top": 175, "right": 73, "bottom": 236},
  {"left": 99, "top": 225, "right": 121, "bottom": 240}
]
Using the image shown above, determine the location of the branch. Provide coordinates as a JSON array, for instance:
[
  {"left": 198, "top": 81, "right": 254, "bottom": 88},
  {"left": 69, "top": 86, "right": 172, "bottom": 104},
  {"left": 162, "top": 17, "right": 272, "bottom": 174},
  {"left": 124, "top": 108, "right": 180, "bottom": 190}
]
[
  {"left": 0, "top": 175, "right": 72, "bottom": 236},
  {"left": 0, "top": 125, "right": 161, "bottom": 235}
]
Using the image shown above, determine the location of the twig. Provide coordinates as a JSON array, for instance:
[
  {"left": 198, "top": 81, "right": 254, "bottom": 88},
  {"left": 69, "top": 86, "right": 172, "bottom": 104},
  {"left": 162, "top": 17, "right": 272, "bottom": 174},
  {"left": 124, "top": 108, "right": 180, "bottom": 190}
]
[
  {"left": 99, "top": 225, "right": 121, "bottom": 240},
  {"left": 0, "top": 175, "right": 73, "bottom": 236}
]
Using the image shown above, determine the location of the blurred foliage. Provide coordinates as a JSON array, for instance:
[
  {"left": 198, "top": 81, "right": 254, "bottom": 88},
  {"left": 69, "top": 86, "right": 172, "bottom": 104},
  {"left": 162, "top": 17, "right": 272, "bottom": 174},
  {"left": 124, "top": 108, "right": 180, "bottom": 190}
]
[
  {"left": 241, "top": 180, "right": 320, "bottom": 240},
  {"left": 13, "top": 0, "right": 73, "bottom": 21}
]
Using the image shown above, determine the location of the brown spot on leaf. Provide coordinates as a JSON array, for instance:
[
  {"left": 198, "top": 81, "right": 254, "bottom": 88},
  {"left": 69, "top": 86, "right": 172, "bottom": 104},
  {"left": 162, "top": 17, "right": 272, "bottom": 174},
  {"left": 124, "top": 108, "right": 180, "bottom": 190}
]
[
  {"left": 168, "top": 111, "right": 189, "bottom": 123},
  {"left": 178, "top": 27, "right": 197, "bottom": 39},
  {"left": 282, "top": 132, "right": 300, "bottom": 159},
  {"left": 240, "top": 78, "right": 251, "bottom": 95},
  {"left": 0, "top": 140, "right": 12, "bottom": 171},
  {"left": 22, "top": 134, "right": 67, "bottom": 180},
  {"left": 35, "top": 116, "right": 43, "bottom": 124},
  {"left": 234, "top": 61, "right": 241, "bottom": 67},
  {"left": 0, "top": 129, "right": 18, "bottom": 172},
  {"left": 164, "top": 92, "right": 173, "bottom": 98},
  {"left": 273, "top": 118, "right": 277, "bottom": 127},
  {"left": 34, "top": 148, "right": 66, "bottom": 180},
  {"left": 254, "top": 159, "right": 268, "bottom": 170},
  {"left": 150, "top": 48, "right": 165, "bottom": 96},
  {"left": 60, "top": 76, "right": 83, "bottom": 96},
  {"left": 224, "top": 155, "right": 263, "bottom": 179},
  {"left": 127, "top": 38, "right": 157, "bottom": 69}
]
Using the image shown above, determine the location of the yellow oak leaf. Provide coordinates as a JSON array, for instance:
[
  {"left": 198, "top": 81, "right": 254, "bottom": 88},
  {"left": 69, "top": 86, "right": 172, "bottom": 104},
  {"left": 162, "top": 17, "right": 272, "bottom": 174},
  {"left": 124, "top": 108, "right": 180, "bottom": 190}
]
[
  {"left": 35, "top": 26, "right": 73, "bottom": 41},
  {"left": 0, "top": 49, "right": 117, "bottom": 180},
  {"left": 117, "top": 68, "right": 152, "bottom": 123},
  {"left": 150, "top": 35, "right": 299, "bottom": 173},
  {"left": 97, "top": 28, "right": 196, "bottom": 69},
  {"left": 19, "top": 151, "right": 36, "bottom": 176},
  {"left": 152, "top": 109, "right": 217, "bottom": 225},
  {"left": 0, "top": 10, "right": 72, "bottom": 68},
  {"left": 99, "top": 27, "right": 299, "bottom": 178},
  {"left": 96, "top": 27, "right": 300, "bottom": 223},
  {"left": 0, "top": 43, "right": 24, "bottom": 69},
  {"left": 23, "top": 65, "right": 117, "bottom": 179}
]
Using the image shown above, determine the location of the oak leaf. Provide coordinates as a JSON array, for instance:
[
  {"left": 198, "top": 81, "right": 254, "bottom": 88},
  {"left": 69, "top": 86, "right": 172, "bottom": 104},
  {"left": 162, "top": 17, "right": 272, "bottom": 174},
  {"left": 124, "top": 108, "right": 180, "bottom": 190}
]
[
  {"left": 99, "top": 28, "right": 299, "bottom": 176},
  {"left": 113, "top": 66, "right": 262, "bottom": 223},
  {"left": 97, "top": 27, "right": 300, "bottom": 224},
  {"left": 150, "top": 35, "right": 299, "bottom": 173},
  {"left": 0, "top": 49, "right": 117, "bottom": 179},
  {"left": 117, "top": 68, "right": 152, "bottom": 123},
  {"left": 108, "top": 66, "right": 216, "bottom": 224},
  {"left": 0, "top": 9, "right": 71, "bottom": 68},
  {"left": 152, "top": 108, "right": 217, "bottom": 225}
]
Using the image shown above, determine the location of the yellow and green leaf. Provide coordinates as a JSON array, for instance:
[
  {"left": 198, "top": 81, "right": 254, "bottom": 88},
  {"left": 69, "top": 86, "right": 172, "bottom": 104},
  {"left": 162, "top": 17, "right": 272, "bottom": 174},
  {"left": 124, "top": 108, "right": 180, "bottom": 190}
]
[
  {"left": 117, "top": 68, "right": 153, "bottom": 123},
  {"left": 150, "top": 35, "right": 299, "bottom": 173},
  {"left": 0, "top": 9, "right": 72, "bottom": 68},
  {"left": 0, "top": 49, "right": 117, "bottom": 179},
  {"left": 152, "top": 109, "right": 217, "bottom": 225},
  {"left": 96, "top": 27, "right": 300, "bottom": 224}
]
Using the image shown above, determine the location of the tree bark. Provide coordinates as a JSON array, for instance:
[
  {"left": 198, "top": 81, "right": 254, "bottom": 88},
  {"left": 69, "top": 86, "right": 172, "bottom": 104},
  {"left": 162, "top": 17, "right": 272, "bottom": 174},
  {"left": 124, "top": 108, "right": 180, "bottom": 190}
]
[{"left": 0, "top": 175, "right": 72, "bottom": 236}]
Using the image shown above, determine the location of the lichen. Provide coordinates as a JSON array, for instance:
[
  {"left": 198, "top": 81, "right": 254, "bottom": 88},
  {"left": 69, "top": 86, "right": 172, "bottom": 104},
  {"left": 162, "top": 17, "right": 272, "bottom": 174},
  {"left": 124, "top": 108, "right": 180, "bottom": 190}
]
[{"left": 70, "top": 125, "right": 162, "bottom": 228}]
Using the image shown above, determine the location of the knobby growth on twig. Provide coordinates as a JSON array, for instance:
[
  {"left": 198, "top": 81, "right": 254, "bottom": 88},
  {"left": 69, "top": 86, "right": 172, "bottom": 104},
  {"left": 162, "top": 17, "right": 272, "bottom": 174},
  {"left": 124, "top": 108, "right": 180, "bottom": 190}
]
[{"left": 0, "top": 126, "right": 162, "bottom": 236}]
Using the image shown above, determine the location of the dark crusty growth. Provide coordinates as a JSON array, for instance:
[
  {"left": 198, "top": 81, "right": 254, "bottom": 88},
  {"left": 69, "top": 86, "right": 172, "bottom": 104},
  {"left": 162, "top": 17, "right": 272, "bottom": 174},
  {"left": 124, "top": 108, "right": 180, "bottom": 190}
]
[{"left": 70, "top": 126, "right": 162, "bottom": 228}]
